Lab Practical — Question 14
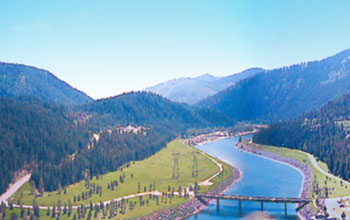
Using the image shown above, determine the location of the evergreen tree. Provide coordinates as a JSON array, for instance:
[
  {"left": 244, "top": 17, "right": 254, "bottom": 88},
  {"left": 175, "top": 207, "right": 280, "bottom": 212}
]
[
  {"left": 68, "top": 200, "right": 72, "bottom": 216},
  {"left": 39, "top": 177, "right": 44, "bottom": 196},
  {"left": 52, "top": 203, "right": 56, "bottom": 218},
  {"left": 10, "top": 212, "right": 17, "bottom": 220}
]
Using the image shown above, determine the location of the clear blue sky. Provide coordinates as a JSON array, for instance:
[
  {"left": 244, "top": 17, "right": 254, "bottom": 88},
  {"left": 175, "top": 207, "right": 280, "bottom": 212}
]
[{"left": 1, "top": 0, "right": 350, "bottom": 99}]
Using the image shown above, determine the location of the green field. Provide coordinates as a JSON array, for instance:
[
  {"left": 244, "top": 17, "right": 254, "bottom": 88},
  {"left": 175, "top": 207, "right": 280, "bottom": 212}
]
[{"left": 7, "top": 139, "right": 231, "bottom": 219}]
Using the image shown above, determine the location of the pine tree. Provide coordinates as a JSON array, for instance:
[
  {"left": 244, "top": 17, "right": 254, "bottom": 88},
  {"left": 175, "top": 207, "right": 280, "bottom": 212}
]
[
  {"left": 68, "top": 200, "right": 72, "bottom": 216},
  {"left": 30, "top": 180, "right": 36, "bottom": 196},
  {"left": 63, "top": 202, "right": 67, "bottom": 215},
  {"left": 52, "top": 203, "right": 56, "bottom": 218},
  {"left": 39, "top": 177, "right": 44, "bottom": 196},
  {"left": 10, "top": 212, "right": 17, "bottom": 220}
]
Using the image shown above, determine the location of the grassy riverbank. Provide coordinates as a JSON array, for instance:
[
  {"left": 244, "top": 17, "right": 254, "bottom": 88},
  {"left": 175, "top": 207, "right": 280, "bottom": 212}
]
[
  {"left": 246, "top": 141, "right": 350, "bottom": 212},
  {"left": 5, "top": 139, "right": 233, "bottom": 219},
  {"left": 247, "top": 142, "right": 350, "bottom": 198}
]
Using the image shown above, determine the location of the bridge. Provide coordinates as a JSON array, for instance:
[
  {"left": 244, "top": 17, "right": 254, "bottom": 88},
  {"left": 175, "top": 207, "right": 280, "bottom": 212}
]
[{"left": 195, "top": 194, "right": 313, "bottom": 216}]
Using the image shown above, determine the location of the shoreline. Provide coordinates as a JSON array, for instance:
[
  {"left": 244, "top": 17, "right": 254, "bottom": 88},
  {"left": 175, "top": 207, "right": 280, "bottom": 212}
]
[
  {"left": 236, "top": 141, "right": 306, "bottom": 198},
  {"left": 236, "top": 142, "right": 313, "bottom": 220}
]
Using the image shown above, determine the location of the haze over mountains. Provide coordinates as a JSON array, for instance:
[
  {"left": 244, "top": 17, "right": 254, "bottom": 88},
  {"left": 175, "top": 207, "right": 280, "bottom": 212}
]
[
  {"left": 199, "top": 49, "right": 350, "bottom": 122},
  {"left": 144, "top": 68, "right": 263, "bottom": 105}
]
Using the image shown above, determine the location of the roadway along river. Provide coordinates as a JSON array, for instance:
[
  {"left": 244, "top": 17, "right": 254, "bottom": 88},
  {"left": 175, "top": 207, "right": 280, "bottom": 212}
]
[{"left": 187, "top": 135, "right": 303, "bottom": 220}]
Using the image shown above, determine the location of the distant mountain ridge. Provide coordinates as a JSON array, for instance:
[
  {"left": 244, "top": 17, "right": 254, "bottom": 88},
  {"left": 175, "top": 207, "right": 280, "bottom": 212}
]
[
  {"left": 0, "top": 62, "right": 93, "bottom": 105},
  {"left": 199, "top": 49, "right": 350, "bottom": 122},
  {"left": 144, "top": 68, "right": 263, "bottom": 105},
  {"left": 78, "top": 91, "right": 233, "bottom": 130}
]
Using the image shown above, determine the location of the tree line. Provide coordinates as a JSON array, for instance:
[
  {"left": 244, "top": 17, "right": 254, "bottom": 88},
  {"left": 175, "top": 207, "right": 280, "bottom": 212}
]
[{"left": 1, "top": 92, "right": 231, "bottom": 194}]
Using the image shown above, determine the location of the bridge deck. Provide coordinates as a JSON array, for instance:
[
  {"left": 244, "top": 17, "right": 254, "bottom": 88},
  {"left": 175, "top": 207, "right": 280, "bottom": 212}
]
[{"left": 196, "top": 194, "right": 312, "bottom": 203}]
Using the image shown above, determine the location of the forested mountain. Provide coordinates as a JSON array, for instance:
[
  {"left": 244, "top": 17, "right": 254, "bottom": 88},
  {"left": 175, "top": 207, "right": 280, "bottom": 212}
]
[
  {"left": 0, "top": 62, "right": 93, "bottom": 105},
  {"left": 0, "top": 97, "right": 90, "bottom": 194},
  {"left": 253, "top": 92, "right": 350, "bottom": 180},
  {"left": 33, "top": 92, "right": 233, "bottom": 191},
  {"left": 32, "top": 125, "right": 177, "bottom": 191},
  {"left": 78, "top": 91, "right": 233, "bottom": 131},
  {"left": 199, "top": 50, "right": 350, "bottom": 122},
  {"left": 0, "top": 92, "right": 233, "bottom": 193},
  {"left": 144, "top": 68, "right": 263, "bottom": 105}
]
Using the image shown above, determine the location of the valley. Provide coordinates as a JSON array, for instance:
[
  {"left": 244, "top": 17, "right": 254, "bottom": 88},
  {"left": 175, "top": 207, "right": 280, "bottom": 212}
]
[{"left": 1, "top": 14, "right": 350, "bottom": 219}]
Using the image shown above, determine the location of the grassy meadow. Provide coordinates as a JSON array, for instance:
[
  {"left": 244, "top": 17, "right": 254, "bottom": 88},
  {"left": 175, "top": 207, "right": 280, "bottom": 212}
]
[{"left": 6, "top": 139, "right": 230, "bottom": 219}]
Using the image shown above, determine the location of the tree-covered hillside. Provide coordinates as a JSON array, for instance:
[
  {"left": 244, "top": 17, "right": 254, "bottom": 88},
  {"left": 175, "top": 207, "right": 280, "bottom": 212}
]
[
  {"left": 199, "top": 49, "right": 350, "bottom": 122},
  {"left": 0, "top": 62, "right": 93, "bottom": 105},
  {"left": 78, "top": 91, "right": 233, "bottom": 131},
  {"left": 0, "top": 97, "right": 90, "bottom": 194},
  {"left": 0, "top": 92, "right": 233, "bottom": 194},
  {"left": 32, "top": 125, "right": 177, "bottom": 192},
  {"left": 253, "top": 92, "right": 350, "bottom": 180},
  {"left": 35, "top": 92, "right": 234, "bottom": 191}
]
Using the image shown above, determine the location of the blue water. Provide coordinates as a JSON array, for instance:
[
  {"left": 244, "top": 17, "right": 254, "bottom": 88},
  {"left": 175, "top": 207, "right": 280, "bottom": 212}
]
[{"left": 187, "top": 135, "right": 303, "bottom": 220}]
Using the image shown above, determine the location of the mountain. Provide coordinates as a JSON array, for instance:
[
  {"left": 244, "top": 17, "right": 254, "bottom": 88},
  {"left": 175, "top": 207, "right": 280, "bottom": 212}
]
[
  {"left": 253, "top": 92, "right": 350, "bottom": 180},
  {"left": 0, "top": 96, "right": 179, "bottom": 194},
  {"left": 144, "top": 68, "right": 263, "bottom": 105},
  {"left": 28, "top": 92, "right": 233, "bottom": 192},
  {"left": 78, "top": 91, "right": 233, "bottom": 131},
  {"left": 199, "top": 50, "right": 350, "bottom": 122},
  {"left": 0, "top": 62, "right": 93, "bottom": 105},
  {"left": 0, "top": 96, "right": 90, "bottom": 193}
]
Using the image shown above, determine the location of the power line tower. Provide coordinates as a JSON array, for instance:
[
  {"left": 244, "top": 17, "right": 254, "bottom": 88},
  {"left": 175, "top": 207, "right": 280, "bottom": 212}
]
[{"left": 172, "top": 153, "right": 180, "bottom": 179}]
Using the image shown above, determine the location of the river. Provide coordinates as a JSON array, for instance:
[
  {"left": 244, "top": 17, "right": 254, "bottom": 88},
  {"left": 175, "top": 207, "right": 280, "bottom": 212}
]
[{"left": 187, "top": 135, "right": 303, "bottom": 220}]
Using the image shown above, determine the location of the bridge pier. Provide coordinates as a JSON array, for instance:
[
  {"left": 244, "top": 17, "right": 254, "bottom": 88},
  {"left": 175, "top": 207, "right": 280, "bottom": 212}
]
[
  {"left": 239, "top": 199, "right": 242, "bottom": 215},
  {"left": 284, "top": 202, "right": 287, "bottom": 216},
  {"left": 261, "top": 201, "right": 264, "bottom": 211},
  {"left": 216, "top": 198, "right": 220, "bottom": 211}
]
